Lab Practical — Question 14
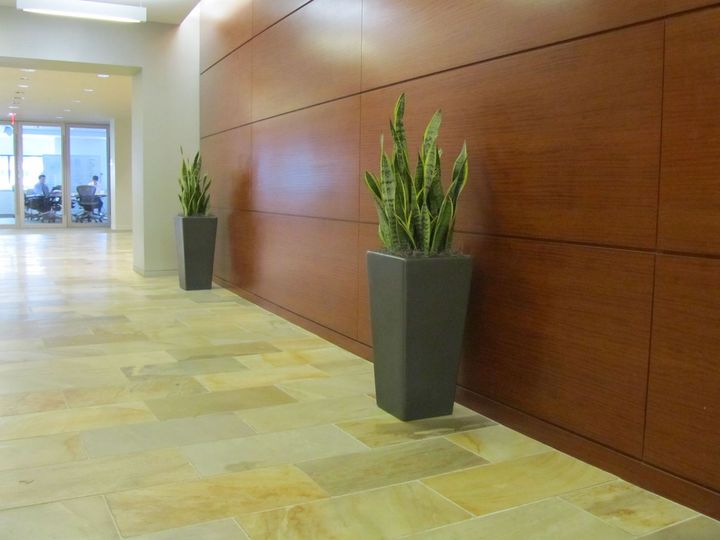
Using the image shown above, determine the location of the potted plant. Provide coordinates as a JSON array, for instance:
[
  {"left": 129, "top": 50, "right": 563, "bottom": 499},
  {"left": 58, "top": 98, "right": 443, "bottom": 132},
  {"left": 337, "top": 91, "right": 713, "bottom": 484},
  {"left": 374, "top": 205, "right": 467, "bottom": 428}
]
[
  {"left": 175, "top": 149, "right": 217, "bottom": 290},
  {"left": 363, "top": 94, "right": 472, "bottom": 421}
]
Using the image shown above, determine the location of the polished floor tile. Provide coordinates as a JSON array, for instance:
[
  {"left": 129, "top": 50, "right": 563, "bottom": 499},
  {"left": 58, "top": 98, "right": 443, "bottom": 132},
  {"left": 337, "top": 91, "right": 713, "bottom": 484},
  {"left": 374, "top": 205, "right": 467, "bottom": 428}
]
[
  {"left": 122, "top": 356, "right": 247, "bottom": 379},
  {"left": 562, "top": 480, "right": 697, "bottom": 536},
  {"left": 640, "top": 516, "right": 720, "bottom": 539},
  {"left": 106, "top": 465, "right": 327, "bottom": 536},
  {"left": 81, "top": 413, "right": 254, "bottom": 457},
  {"left": 423, "top": 451, "right": 615, "bottom": 516},
  {"left": 298, "top": 438, "right": 486, "bottom": 496},
  {"left": 145, "top": 386, "right": 296, "bottom": 420},
  {"left": 0, "top": 432, "right": 85, "bottom": 471},
  {"left": 335, "top": 410, "right": 495, "bottom": 448},
  {"left": 65, "top": 376, "right": 206, "bottom": 407},
  {"left": 0, "top": 496, "right": 120, "bottom": 540},
  {"left": 238, "top": 482, "right": 471, "bottom": 539},
  {"left": 0, "top": 402, "right": 155, "bottom": 441},
  {"left": 446, "top": 424, "right": 551, "bottom": 462},
  {"left": 0, "top": 447, "right": 196, "bottom": 510},
  {"left": 0, "top": 389, "right": 66, "bottom": 417},
  {"left": 127, "top": 519, "right": 249, "bottom": 540},
  {"left": 182, "top": 424, "right": 368, "bottom": 475},
  {"left": 236, "top": 394, "right": 381, "bottom": 433},
  {"left": 400, "top": 498, "right": 634, "bottom": 539},
  {"left": 0, "top": 231, "right": 712, "bottom": 538},
  {"left": 167, "top": 342, "right": 279, "bottom": 361},
  {"left": 277, "top": 371, "right": 375, "bottom": 401},
  {"left": 196, "top": 364, "right": 330, "bottom": 392}
]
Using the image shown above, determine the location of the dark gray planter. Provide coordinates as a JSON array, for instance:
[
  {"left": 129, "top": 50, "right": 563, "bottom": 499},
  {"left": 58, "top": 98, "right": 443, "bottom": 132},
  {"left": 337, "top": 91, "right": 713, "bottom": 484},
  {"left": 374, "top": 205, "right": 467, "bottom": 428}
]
[
  {"left": 175, "top": 215, "right": 218, "bottom": 290},
  {"left": 367, "top": 251, "right": 473, "bottom": 421}
]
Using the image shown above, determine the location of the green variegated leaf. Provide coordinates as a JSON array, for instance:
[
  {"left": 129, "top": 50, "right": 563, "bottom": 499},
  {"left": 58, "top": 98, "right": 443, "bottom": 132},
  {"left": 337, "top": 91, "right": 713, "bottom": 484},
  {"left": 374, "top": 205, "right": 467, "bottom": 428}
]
[
  {"left": 421, "top": 204, "right": 432, "bottom": 253},
  {"left": 431, "top": 196, "right": 454, "bottom": 253},
  {"left": 421, "top": 109, "right": 442, "bottom": 159},
  {"left": 448, "top": 141, "right": 469, "bottom": 207},
  {"left": 361, "top": 95, "right": 469, "bottom": 255}
]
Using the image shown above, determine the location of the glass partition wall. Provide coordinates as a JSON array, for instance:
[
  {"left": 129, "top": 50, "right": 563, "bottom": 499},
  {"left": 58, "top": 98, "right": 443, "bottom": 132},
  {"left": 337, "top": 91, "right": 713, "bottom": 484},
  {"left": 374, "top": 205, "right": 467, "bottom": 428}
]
[
  {"left": 0, "top": 123, "right": 15, "bottom": 225},
  {"left": 2, "top": 122, "right": 111, "bottom": 229}
]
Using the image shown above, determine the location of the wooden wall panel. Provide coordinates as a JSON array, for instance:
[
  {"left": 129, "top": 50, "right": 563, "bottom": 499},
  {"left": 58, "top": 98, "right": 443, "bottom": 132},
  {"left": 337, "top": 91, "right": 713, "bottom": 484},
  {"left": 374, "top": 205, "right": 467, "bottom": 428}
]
[
  {"left": 200, "top": 46, "right": 252, "bottom": 137},
  {"left": 252, "top": 0, "right": 361, "bottom": 121},
  {"left": 360, "top": 24, "right": 663, "bottom": 249},
  {"left": 202, "top": 126, "right": 252, "bottom": 211},
  {"left": 213, "top": 207, "right": 232, "bottom": 281},
  {"left": 645, "top": 255, "right": 720, "bottom": 492},
  {"left": 228, "top": 212, "right": 359, "bottom": 338},
  {"left": 455, "top": 234, "right": 655, "bottom": 456},
  {"left": 361, "top": 0, "right": 661, "bottom": 90},
  {"left": 658, "top": 9, "right": 720, "bottom": 255},
  {"left": 200, "top": 0, "right": 720, "bottom": 515},
  {"left": 250, "top": 97, "right": 360, "bottom": 220},
  {"left": 356, "top": 223, "right": 381, "bottom": 345},
  {"left": 664, "top": 0, "right": 720, "bottom": 14},
  {"left": 199, "top": 0, "right": 252, "bottom": 71},
  {"left": 253, "top": 0, "right": 309, "bottom": 35}
]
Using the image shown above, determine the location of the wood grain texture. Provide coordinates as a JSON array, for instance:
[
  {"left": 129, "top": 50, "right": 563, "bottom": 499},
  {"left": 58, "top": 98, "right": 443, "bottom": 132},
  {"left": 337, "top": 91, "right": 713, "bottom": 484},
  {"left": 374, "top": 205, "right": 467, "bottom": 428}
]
[
  {"left": 357, "top": 223, "right": 381, "bottom": 345},
  {"left": 360, "top": 24, "right": 663, "bottom": 249},
  {"left": 200, "top": 46, "right": 252, "bottom": 137},
  {"left": 212, "top": 207, "right": 232, "bottom": 282},
  {"left": 250, "top": 97, "right": 360, "bottom": 220},
  {"left": 663, "top": 0, "right": 720, "bottom": 14},
  {"left": 455, "top": 233, "right": 655, "bottom": 456},
  {"left": 645, "top": 255, "right": 720, "bottom": 492},
  {"left": 658, "top": 9, "right": 720, "bottom": 254},
  {"left": 199, "top": 0, "right": 252, "bottom": 71},
  {"left": 227, "top": 211, "right": 359, "bottom": 338},
  {"left": 252, "top": 0, "right": 361, "bottom": 121},
  {"left": 202, "top": 126, "right": 252, "bottom": 212},
  {"left": 361, "top": 0, "right": 662, "bottom": 90},
  {"left": 253, "top": 0, "right": 310, "bottom": 35}
]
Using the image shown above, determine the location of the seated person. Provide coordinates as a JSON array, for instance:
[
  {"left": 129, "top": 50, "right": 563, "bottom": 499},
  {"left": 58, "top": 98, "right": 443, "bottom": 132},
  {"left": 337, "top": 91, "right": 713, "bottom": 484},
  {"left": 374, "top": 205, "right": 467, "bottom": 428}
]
[
  {"left": 33, "top": 174, "right": 49, "bottom": 196},
  {"left": 87, "top": 175, "right": 104, "bottom": 213}
]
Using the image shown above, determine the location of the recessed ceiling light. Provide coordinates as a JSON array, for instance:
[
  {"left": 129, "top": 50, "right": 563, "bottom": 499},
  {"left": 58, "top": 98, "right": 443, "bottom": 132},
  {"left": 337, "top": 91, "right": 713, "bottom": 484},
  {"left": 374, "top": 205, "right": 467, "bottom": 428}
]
[
  {"left": 72, "top": 99, "right": 81, "bottom": 103},
  {"left": 97, "top": 73, "right": 110, "bottom": 78},
  {"left": 16, "top": 0, "right": 147, "bottom": 24},
  {"left": 56, "top": 116, "right": 64, "bottom": 119},
  {"left": 17, "top": 84, "right": 29, "bottom": 88},
  {"left": 20, "top": 68, "right": 35, "bottom": 73},
  {"left": 19, "top": 76, "right": 29, "bottom": 80},
  {"left": 8, "top": 106, "right": 19, "bottom": 110},
  {"left": 83, "top": 88, "right": 94, "bottom": 93},
  {"left": 63, "top": 109, "right": 71, "bottom": 112}
]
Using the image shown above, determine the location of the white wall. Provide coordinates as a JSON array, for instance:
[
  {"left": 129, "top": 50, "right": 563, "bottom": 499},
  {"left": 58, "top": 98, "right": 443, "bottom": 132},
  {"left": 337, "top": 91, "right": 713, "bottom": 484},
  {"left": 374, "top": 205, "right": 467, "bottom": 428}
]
[
  {"left": 111, "top": 115, "right": 132, "bottom": 230},
  {"left": 0, "top": 7, "right": 199, "bottom": 274}
]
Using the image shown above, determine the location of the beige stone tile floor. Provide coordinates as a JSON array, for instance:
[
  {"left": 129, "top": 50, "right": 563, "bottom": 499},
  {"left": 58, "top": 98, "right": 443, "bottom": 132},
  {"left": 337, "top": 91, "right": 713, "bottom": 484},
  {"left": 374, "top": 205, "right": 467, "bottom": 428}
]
[{"left": 0, "top": 230, "right": 718, "bottom": 539}]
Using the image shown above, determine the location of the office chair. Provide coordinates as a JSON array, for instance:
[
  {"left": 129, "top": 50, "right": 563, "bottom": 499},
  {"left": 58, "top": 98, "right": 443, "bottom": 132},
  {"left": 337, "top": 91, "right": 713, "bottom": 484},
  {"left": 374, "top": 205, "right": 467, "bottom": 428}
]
[
  {"left": 24, "top": 192, "right": 51, "bottom": 221},
  {"left": 76, "top": 185, "right": 103, "bottom": 223}
]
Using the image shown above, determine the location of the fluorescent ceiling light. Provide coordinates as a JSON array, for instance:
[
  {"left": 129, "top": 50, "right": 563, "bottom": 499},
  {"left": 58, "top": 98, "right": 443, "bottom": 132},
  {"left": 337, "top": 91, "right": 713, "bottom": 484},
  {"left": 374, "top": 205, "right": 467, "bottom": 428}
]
[
  {"left": 97, "top": 73, "right": 110, "bottom": 78},
  {"left": 17, "top": 0, "right": 147, "bottom": 23}
]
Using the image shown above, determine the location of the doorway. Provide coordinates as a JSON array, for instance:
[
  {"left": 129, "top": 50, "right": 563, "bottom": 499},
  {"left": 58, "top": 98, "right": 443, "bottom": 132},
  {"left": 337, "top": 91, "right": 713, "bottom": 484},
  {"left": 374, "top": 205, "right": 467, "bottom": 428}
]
[{"left": 8, "top": 122, "right": 111, "bottom": 228}]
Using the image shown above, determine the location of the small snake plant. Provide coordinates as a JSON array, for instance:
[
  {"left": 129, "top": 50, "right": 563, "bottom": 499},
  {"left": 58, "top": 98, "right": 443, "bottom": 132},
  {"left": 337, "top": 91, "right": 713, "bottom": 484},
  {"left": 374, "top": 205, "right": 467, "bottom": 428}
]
[
  {"left": 364, "top": 94, "right": 468, "bottom": 255},
  {"left": 178, "top": 149, "right": 212, "bottom": 216}
]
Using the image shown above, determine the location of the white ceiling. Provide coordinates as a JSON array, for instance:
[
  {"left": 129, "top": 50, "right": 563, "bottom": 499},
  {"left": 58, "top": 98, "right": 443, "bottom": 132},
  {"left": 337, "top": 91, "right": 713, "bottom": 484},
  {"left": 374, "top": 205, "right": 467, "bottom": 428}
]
[
  {"left": 0, "top": 0, "right": 201, "bottom": 24},
  {"left": 1, "top": 65, "right": 131, "bottom": 123}
]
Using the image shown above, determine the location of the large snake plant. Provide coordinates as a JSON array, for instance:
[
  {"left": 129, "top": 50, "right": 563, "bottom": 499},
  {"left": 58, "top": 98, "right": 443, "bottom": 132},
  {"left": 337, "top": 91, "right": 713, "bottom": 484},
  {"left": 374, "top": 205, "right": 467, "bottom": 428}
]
[
  {"left": 178, "top": 149, "right": 212, "bottom": 216},
  {"left": 364, "top": 94, "right": 468, "bottom": 255}
]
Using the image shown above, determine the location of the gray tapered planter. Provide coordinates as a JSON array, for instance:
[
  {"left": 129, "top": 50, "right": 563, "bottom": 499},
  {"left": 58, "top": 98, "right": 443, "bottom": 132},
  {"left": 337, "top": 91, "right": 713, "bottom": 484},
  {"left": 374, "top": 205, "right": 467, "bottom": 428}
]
[
  {"left": 175, "top": 215, "right": 217, "bottom": 290},
  {"left": 367, "top": 251, "right": 473, "bottom": 421}
]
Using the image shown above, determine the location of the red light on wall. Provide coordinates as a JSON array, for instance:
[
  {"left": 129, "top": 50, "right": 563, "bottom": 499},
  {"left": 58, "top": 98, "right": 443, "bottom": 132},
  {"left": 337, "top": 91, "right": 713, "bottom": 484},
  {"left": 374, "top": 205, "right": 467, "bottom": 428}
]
[{"left": 9, "top": 113, "right": 15, "bottom": 126}]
